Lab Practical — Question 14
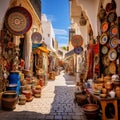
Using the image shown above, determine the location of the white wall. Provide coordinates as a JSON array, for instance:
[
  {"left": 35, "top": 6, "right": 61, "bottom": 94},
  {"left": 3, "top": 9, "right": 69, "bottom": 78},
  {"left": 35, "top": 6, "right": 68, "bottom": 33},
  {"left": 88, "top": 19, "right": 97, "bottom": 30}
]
[
  {"left": 41, "top": 14, "right": 56, "bottom": 52},
  {"left": 0, "top": 0, "right": 10, "bottom": 30}
]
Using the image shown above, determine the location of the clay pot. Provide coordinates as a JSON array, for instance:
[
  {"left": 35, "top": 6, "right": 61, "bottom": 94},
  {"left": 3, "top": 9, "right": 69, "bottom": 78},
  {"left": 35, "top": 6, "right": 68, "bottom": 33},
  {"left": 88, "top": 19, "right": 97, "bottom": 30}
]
[
  {"left": 104, "top": 75, "right": 111, "bottom": 82},
  {"left": 18, "top": 94, "right": 26, "bottom": 105},
  {"left": 102, "top": 88, "right": 107, "bottom": 94},
  {"left": 116, "top": 90, "right": 120, "bottom": 98},
  {"left": 1, "top": 91, "right": 18, "bottom": 110},
  {"left": 82, "top": 104, "right": 99, "bottom": 119},
  {"left": 105, "top": 81, "right": 113, "bottom": 90}
]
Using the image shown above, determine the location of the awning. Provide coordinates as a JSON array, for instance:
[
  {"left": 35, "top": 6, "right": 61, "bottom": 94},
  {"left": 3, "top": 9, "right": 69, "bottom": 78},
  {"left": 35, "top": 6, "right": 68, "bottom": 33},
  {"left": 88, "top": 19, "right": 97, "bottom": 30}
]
[{"left": 37, "top": 46, "right": 50, "bottom": 53}]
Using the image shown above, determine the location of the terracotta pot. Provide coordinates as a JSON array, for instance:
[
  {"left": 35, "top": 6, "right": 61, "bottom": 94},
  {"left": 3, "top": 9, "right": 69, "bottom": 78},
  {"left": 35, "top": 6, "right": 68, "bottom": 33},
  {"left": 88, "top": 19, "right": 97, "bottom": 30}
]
[
  {"left": 102, "top": 88, "right": 107, "bottom": 94},
  {"left": 116, "top": 90, "right": 120, "bottom": 98},
  {"left": 105, "top": 81, "right": 113, "bottom": 90},
  {"left": 2, "top": 91, "right": 18, "bottom": 110},
  {"left": 82, "top": 104, "right": 99, "bottom": 119}
]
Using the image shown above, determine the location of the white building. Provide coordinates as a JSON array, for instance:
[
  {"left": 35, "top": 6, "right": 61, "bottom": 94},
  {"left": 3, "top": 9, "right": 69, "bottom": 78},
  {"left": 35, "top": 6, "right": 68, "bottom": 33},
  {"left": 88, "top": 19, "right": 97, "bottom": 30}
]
[{"left": 41, "top": 14, "right": 56, "bottom": 52}]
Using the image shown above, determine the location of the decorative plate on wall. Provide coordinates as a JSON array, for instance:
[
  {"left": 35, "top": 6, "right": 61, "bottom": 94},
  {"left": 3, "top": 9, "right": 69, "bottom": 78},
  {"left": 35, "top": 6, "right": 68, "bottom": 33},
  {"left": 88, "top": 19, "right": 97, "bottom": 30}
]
[
  {"left": 100, "top": 33, "right": 108, "bottom": 45},
  {"left": 109, "top": 25, "right": 118, "bottom": 37},
  {"left": 106, "top": 2, "right": 116, "bottom": 12},
  {"left": 101, "top": 46, "right": 108, "bottom": 54},
  {"left": 5, "top": 6, "right": 32, "bottom": 35},
  {"left": 103, "top": 55, "right": 110, "bottom": 66},
  {"left": 109, "top": 37, "right": 118, "bottom": 48},
  {"left": 31, "top": 32, "right": 42, "bottom": 44},
  {"left": 109, "top": 62, "right": 116, "bottom": 74},
  {"left": 107, "top": 12, "right": 117, "bottom": 23},
  {"left": 74, "top": 46, "right": 83, "bottom": 54},
  {"left": 71, "top": 35, "right": 83, "bottom": 48},
  {"left": 101, "top": 21, "right": 109, "bottom": 33},
  {"left": 108, "top": 49, "right": 117, "bottom": 61}
]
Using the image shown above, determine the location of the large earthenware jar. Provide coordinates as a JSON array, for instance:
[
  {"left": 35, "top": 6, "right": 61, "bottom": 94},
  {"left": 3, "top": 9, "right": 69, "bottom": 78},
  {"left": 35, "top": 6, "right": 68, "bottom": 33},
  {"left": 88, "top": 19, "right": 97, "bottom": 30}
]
[
  {"left": 1, "top": 91, "right": 18, "bottom": 110},
  {"left": 82, "top": 104, "right": 99, "bottom": 119}
]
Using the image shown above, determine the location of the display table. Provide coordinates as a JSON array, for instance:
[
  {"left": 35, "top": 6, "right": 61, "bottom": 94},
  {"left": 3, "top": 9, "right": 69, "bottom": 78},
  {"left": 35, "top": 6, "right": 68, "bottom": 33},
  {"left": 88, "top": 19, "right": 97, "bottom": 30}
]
[{"left": 86, "top": 88, "right": 119, "bottom": 120}]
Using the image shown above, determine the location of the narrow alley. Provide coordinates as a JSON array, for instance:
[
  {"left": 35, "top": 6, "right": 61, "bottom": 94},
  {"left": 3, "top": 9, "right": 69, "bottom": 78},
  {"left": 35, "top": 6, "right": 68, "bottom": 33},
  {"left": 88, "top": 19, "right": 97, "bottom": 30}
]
[{"left": 0, "top": 71, "right": 87, "bottom": 120}]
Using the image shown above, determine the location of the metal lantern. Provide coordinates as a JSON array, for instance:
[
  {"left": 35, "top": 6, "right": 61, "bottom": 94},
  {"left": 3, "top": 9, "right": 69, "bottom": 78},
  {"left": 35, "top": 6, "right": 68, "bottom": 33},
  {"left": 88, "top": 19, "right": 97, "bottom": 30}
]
[{"left": 79, "top": 12, "right": 87, "bottom": 26}]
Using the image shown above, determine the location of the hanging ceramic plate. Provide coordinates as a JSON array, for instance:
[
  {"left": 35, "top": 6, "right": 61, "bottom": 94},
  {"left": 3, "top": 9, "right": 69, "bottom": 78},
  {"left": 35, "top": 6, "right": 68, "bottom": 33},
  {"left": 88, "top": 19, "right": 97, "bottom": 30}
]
[
  {"left": 109, "top": 25, "right": 118, "bottom": 37},
  {"left": 71, "top": 35, "right": 83, "bottom": 48},
  {"left": 109, "top": 37, "right": 118, "bottom": 48},
  {"left": 101, "top": 46, "right": 108, "bottom": 54},
  {"left": 104, "top": 67, "right": 110, "bottom": 75},
  {"left": 100, "top": 33, "right": 108, "bottom": 45},
  {"left": 108, "top": 49, "right": 117, "bottom": 61},
  {"left": 101, "top": 21, "right": 109, "bottom": 32},
  {"left": 5, "top": 6, "right": 32, "bottom": 35},
  {"left": 109, "top": 62, "right": 116, "bottom": 74},
  {"left": 106, "top": 2, "right": 116, "bottom": 12},
  {"left": 74, "top": 46, "right": 83, "bottom": 54},
  {"left": 107, "top": 12, "right": 117, "bottom": 23},
  {"left": 103, "top": 55, "right": 110, "bottom": 66},
  {"left": 31, "top": 32, "right": 42, "bottom": 44}
]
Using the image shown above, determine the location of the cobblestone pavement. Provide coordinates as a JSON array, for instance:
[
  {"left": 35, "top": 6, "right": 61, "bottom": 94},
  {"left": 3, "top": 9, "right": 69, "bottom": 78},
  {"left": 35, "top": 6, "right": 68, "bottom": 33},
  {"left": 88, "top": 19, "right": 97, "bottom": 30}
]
[{"left": 0, "top": 71, "right": 87, "bottom": 120}]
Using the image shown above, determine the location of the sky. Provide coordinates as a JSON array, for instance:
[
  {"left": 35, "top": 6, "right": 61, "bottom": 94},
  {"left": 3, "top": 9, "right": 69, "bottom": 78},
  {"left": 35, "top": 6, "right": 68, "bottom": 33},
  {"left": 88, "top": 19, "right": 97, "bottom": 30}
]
[{"left": 41, "top": 0, "right": 70, "bottom": 47}]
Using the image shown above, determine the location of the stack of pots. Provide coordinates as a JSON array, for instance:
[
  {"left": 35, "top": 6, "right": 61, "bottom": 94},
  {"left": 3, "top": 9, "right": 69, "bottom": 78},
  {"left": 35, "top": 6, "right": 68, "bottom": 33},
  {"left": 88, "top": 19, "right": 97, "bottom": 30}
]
[
  {"left": 18, "top": 94, "right": 26, "bottom": 105},
  {"left": 32, "top": 85, "right": 41, "bottom": 98},
  {"left": 22, "top": 90, "right": 33, "bottom": 102}
]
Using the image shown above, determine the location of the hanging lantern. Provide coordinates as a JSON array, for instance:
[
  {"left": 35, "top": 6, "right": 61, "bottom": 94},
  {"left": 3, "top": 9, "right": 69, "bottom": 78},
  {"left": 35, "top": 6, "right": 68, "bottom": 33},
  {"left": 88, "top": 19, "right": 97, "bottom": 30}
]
[{"left": 79, "top": 12, "right": 87, "bottom": 26}]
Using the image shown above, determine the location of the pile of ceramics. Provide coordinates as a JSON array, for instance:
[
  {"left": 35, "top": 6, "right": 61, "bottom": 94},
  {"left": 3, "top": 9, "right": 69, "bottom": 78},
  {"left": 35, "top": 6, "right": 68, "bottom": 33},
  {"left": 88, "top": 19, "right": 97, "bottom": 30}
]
[{"left": 18, "top": 76, "right": 43, "bottom": 105}]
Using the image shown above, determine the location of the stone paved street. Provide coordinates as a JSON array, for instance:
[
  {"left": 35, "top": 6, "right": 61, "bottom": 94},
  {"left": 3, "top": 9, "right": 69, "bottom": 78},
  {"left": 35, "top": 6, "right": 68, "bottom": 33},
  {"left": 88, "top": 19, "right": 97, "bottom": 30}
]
[{"left": 0, "top": 71, "right": 87, "bottom": 120}]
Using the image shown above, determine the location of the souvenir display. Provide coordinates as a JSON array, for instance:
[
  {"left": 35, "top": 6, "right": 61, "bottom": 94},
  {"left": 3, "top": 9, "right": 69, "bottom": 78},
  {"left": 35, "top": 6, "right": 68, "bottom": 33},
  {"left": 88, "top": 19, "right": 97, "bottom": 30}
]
[
  {"left": 5, "top": 6, "right": 32, "bottom": 35},
  {"left": 101, "top": 46, "right": 108, "bottom": 54},
  {"left": 101, "top": 21, "right": 109, "bottom": 33},
  {"left": 74, "top": 46, "right": 83, "bottom": 54},
  {"left": 108, "top": 49, "right": 117, "bottom": 61},
  {"left": 109, "top": 37, "right": 118, "bottom": 48},
  {"left": 71, "top": 35, "right": 83, "bottom": 48},
  {"left": 109, "top": 25, "right": 118, "bottom": 37},
  {"left": 31, "top": 32, "right": 42, "bottom": 44},
  {"left": 100, "top": 33, "right": 108, "bottom": 45},
  {"left": 107, "top": 12, "right": 117, "bottom": 23}
]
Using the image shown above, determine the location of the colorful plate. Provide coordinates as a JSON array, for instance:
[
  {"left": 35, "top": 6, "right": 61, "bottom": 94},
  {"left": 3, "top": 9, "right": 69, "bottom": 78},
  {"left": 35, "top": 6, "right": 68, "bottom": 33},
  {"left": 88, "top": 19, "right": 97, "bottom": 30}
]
[
  {"left": 103, "top": 55, "right": 110, "bottom": 66},
  {"left": 100, "top": 33, "right": 108, "bottom": 45},
  {"left": 74, "top": 46, "right": 83, "bottom": 54},
  {"left": 101, "top": 46, "right": 108, "bottom": 54},
  {"left": 109, "top": 25, "right": 118, "bottom": 37},
  {"left": 109, "top": 62, "right": 116, "bottom": 74},
  {"left": 106, "top": 2, "right": 116, "bottom": 12},
  {"left": 109, "top": 37, "right": 118, "bottom": 48},
  {"left": 5, "top": 6, "right": 32, "bottom": 35},
  {"left": 101, "top": 22, "right": 109, "bottom": 33},
  {"left": 31, "top": 32, "right": 42, "bottom": 44},
  {"left": 108, "top": 49, "right": 117, "bottom": 61},
  {"left": 107, "top": 12, "right": 117, "bottom": 23},
  {"left": 71, "top": 35, "right": 83, "bottom": 48}
]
